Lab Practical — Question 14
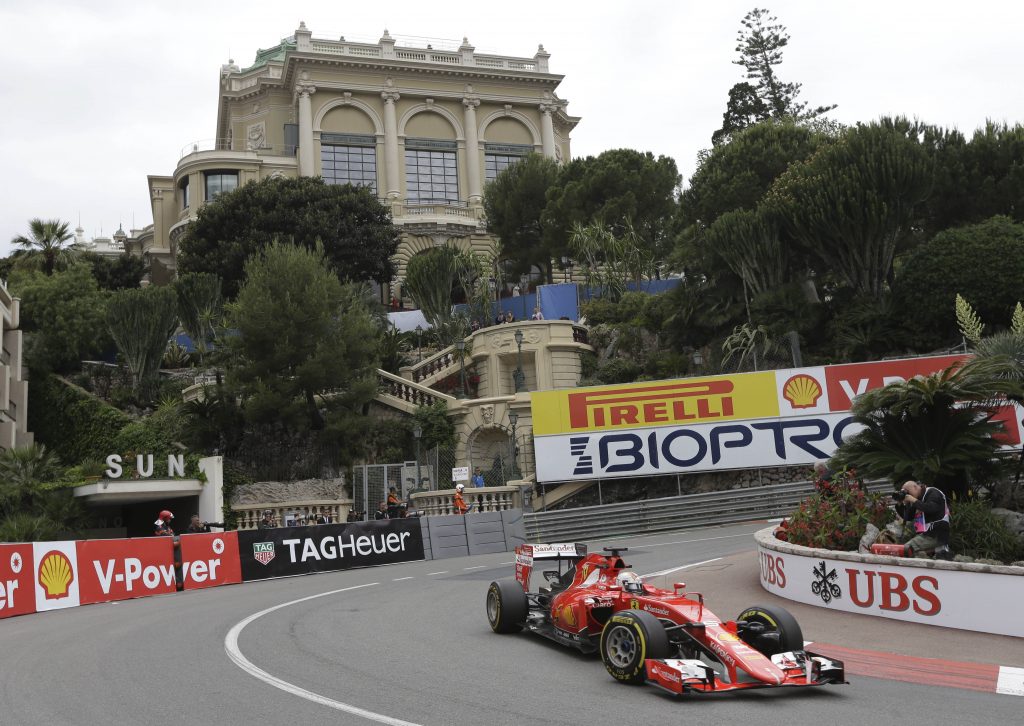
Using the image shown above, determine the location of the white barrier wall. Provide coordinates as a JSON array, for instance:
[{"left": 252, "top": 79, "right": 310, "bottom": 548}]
[{"left": 755, "top": 527, "right": 1024, "bottom": 638}]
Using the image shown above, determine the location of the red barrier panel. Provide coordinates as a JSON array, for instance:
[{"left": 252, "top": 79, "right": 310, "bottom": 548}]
[
  {"left": 178, "top": 532, "right": 241, "bottom": 590},
  {"left": 77, "top": 537, "right": 177, "bottom": 605},
  {"left": 0, "top": 543, "right": 36, "bottom": 619}
]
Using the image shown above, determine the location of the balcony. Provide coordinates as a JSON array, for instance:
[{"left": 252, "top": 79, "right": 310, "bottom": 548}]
[
  {"left": 388, "top": 200, "right": 485, "bottom": 235},
  {"left": 179, "top": 138, "right": 296, "bottom": 160}
]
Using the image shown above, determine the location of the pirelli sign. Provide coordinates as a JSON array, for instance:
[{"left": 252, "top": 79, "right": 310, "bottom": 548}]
[{"left": 529, "top": 354, "right": 1022, "bottom": 482}]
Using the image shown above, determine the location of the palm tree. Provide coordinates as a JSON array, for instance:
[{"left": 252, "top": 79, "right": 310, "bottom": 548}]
[{"left": 10, "top": 218, "right": 77, "bottom": 276}]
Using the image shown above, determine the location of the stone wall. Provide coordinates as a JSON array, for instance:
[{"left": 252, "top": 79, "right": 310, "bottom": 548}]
[{"left": 230, "top": 477, "right": 348, "bottom": 506}]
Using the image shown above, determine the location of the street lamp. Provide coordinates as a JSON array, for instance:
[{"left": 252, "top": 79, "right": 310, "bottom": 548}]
[
  {"left": 413, "top": 424, "right": 423, "bottom": 493},
  {"left": 560, "top": 256, "right": 574, "bottom": 283},
  {"left": 519, "top": 273, "right": 529, "bottom": 319},
  {"left": 415, "top": 325, "right": 423, "bottom": 363},
  {"left": 455, "top": 338, "right": 467, "bottom": 399},
  {"left": 513, "top": 328, "right": 525, "bottom": 393},
  {"left": 508, "top": 410, "right": 519, "bottom": 475}
]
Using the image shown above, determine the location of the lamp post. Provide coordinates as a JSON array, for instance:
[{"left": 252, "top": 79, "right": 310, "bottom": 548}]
[
  {"left": 455, "top": 339, "right": 467, "bottom": 399},
  {"left": 513, "top": 328, "right": 525, "bottom": 393},
  {"left": 560, "top": 256, "right": 574, "bottom": 283},
  {"left": 508, "top": 410, "right": 519, "bottom": 476},
  {"left": 415, "top": 325, "right": 423, "bottom": 363},
  {"left": 488, "top": 276, "right": 497, "bottom": 323},
  {"left": 413, "top": 424, "right": 422, "bottom": 492},
  {"left": 520, "top": 273, "right": 529, "bottom": 320}
]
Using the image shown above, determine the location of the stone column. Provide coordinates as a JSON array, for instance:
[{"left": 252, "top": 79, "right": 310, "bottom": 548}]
[
  {"left": 463, "top": 96, "right": 482, "bottom": 203},
  {"left": 382, "top": 89, "right": 401, "bottom": 199},
  {"left": 296, "top": 82, "right": 317, "bottom": 176},
  {"left": 539, "top": 103, "right": 556, "bottom": 159}
]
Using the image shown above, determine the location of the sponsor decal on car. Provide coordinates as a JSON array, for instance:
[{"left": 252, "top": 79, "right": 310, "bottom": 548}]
[
  {"left": 716, "top": 631, "right": 741, "bottom": 642},
  {"left": 708, "top": 639, "right": 737, "bottom": 667},
  {"left": 642, "top": 604, "right": 671, "bottom": 616}
]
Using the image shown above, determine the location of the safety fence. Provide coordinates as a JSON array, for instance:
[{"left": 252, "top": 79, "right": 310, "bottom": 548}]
[
  {"left": 0, "top": 512, "right": 526, "bottom": 621},
  {"left": 523, "top": 479, "right": 890, "bottom": 543}
]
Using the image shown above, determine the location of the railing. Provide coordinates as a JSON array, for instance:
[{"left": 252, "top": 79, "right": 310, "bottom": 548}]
[
  {"left": 296, "top": 34, "right": 545, "bottom": 72},
  {"left": 405, "top": 345, "right": 458, "bottom": 384},
  {"left": 179, "top": 138, "right": 297, "bottom": 159},
  {"left": 572, "top": 325, "right": 589, "bottom": 344},
  {"left": 377, "top": 369, "right": 455, "bottom": 408},
  {"left": 524, "top": 479, "right": 890, "bottom": 542},
  {"left": 391, "top": 201, "right": 481, "bottom": 222},
  {"left": 233, "top": 500, "right": 353, "bottom": 530},
  {"left": 410, "top": 485, "right": 521, "bottom": 516}
]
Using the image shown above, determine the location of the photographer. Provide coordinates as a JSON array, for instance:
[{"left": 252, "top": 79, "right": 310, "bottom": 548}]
[
  {"left": 892, "top": 480, "right": 952, "bottom": 560},
  {"left": 186, "top": 514, "right": 224, "bottom": 534}
]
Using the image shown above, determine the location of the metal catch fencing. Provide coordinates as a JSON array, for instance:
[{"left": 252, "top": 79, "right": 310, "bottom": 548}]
[{"left": 523, "top": 479, "right": 890, "bottom": 543}]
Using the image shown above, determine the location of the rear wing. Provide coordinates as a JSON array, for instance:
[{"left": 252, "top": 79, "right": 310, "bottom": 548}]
[{"left": 514, "top": 543, "right": 587, "bottom": 591}]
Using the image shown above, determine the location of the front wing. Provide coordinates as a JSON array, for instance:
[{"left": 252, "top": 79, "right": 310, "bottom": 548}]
[{"left": 645, "top": 650, "right": 846, "bottom": 695}]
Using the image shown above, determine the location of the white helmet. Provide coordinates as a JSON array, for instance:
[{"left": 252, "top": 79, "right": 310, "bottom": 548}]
[
  {"left": 616, "top": 571, "right": 645, "bottom": 594},
  {"left": 455, "top": 483, "right": 465, "bottom": 491}
]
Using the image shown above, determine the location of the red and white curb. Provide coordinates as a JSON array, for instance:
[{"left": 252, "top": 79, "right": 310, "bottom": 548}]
[{"left": 806, "top": 641, "right": 1024, "bottom": 697}]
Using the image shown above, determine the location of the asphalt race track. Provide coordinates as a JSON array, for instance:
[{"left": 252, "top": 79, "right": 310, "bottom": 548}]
[{"left": 0, "top": 521, "right": 1019, "bottom": 726}]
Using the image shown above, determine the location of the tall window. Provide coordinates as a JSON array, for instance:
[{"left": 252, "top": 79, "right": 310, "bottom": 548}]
[
  {"left": 321, "top": 133, "right": 377, "bottom": 191},
  {"left": 405, "top": 139, "right": 458, "bottom": 204},
  {"left": 484, "top": 143, "right": 533, "bottom": 182},
  {"left": 205, "top": 171, "right": 238, "bottom": 200},
  {"left": 180, "top": 177, "right": 190, "bottom": 209}
]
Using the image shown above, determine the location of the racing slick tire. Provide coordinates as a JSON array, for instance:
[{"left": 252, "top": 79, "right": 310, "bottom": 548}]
[
  {"left": 737, "top": 604, "right": 803, "bottom": 656},
  {"left": 486, "top": 578, "right": 528, "bottom": 634},
  {"left": 599, "top": 609, "right": 672, "bottom": 685}
]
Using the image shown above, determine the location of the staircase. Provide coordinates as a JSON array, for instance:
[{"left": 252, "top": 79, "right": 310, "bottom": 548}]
[{"left": 375, "top": 369, "right": 455, "bottom": 415}]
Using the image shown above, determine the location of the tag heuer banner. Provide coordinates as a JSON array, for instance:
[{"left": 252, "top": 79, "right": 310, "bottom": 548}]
[{"left": 236, "top": 520, "right": 425, "bottom": 582}]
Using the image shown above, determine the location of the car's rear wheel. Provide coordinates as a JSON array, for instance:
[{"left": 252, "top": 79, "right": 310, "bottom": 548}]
[
  {"left": 737, "top": 604, "right": 803, "bottom": 656},
  {"left": 599, "top": 609, "right": 671, "bottom": 684},
  {"left": 486, "top": 578, "right": 528, "bottom": 634}
]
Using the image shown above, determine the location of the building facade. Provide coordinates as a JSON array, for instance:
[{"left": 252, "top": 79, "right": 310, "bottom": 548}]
[
  {"left": 140, "top": 23, "right": 579, "bottom": 287},
  {"left": 0, "top": 282, "right": 32, "bottom": 450}
]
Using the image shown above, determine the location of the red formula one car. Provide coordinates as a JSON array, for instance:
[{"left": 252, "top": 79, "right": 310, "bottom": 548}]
[{"left": 486, "top": 543, "right": 845, "bottom": 695}]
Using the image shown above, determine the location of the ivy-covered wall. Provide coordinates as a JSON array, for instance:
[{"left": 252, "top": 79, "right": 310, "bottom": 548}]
[{"left": 28, "top": 374, "right": 131, "bottom": 464}]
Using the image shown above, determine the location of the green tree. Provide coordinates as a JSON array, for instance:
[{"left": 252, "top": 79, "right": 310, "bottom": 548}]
[
  {"left": 711, "top": 82, "right": 769, "bottom": 146},
  {"left": 701, "top": 208, "right": 788, "bottom": 297},
  {"left": 78, "top": 252, "right": 147, "bottom": 291},
  {"left": 106, "top": 286, "right": 179, "bottom": 399},
  {"left": 178, "top": 177, "right": 400, "bottom": 298},
  {"left": 569, "top": 221, "right": 656, "bottom": 302},
  {"left": 730, "top": 8, "right": 834, "bottom": 120},
  {"left": 173, "top": 272, "right": 223, "bottom": 363},
  {"left": 831, "top": 361, "right": 1023, "bottom": 498},
  {"left": 9, "top": 219, "right": 77, "bottom": 276},
  {"left": 10, "top": 266, "right": 110, "bottom": 372},
  {"left": 483, "top": 154, "right": 560, "bottom": 281},
  {"left": 895, "top": 216, "right": 1024, "bottom": 350},
  {"left": 543, "top": 149, "right": 680, "bottom": 266},
  {"left": 0, "top": 444, "right": 90, "bottom": 542},
  {"left": 767, "top": 119, "right": 933, "bottom": 298},
  {"left": 226, "top": 242, "right": 381, "bottom": 431}
]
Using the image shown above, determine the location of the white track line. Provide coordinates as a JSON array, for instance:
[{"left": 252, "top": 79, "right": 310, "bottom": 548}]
[
  {"left": 463, "top": 565, "right": 486, "bottom": 570},
  {"left": 641, "top": 558, "right": 723, "bottom": 579},
  {"left": 997, "top": 666, "right": 1024, "bottom": 697},
  {"left": 225, "top": 583, "right": 422, "bottom": 726},
  {"left": 392, "top": 577, "right": 414, "bottom": 581},
  {"left": 427, "top": 571, "right": 448, "bottom": 575}
]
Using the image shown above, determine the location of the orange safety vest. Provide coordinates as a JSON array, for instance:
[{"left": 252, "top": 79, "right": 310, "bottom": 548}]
[{"left": 453, "top": 491, "right": 468, "bottom": 514}]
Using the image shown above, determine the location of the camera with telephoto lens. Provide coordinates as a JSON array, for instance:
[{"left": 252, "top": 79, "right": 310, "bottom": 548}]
[{"left": 890, "top": 490, "right": 908, "bottom": 502}]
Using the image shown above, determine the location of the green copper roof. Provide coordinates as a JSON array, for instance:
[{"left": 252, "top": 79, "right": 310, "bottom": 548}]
[{"left": 243, "top": 37, "right": 296, "bottom": 71}]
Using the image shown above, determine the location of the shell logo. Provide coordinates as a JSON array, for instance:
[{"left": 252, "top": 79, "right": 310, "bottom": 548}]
[
  {"left": 38, "top": 551, "right": 75, "bottom": 600},
  {"left": 559, "top": 604, "right": 577, "bottom": 627},
  {"left": 782, "top": 374, "right": 823, "bottom": 409}
]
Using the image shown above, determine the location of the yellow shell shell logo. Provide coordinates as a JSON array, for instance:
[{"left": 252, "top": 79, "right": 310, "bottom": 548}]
[
  {"left": 782, "top": 374, "right": 822, "bottom": 408},
  {"left": 559, "top": 604, "right": 577, "bottom": 627},
  {"left": 717, "top": 632, "right": 741, "bottom": 642},
  {"left": 38, "top": 551, "right": 74, "bottom": 600}
]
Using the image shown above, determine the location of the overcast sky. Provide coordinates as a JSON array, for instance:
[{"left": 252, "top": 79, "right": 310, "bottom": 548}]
[{"left": 1, "top": 0, "right": 1022, "bottom": 257}]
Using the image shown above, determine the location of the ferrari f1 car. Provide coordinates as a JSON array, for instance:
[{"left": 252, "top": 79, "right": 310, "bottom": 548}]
[{"left": 486, "top": 543, "right": 845, "bottom": 695}]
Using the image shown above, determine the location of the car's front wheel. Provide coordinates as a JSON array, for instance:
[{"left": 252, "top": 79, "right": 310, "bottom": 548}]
[
  {"left": 486, "top": 578, "right": 528, "bottom": 634},
  {"left": 599, "top": 609, "right": 671, "bottom": 684},
  {"left": 737, "top": 604, "right": 803, "bottom": 656}
]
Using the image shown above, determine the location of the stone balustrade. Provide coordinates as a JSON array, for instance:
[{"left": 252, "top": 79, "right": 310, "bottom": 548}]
[
  {"left": 405, "top": 346, "right": 459, "bottom": 384},
  {"left": 410, "top": 486, "right": 522, "bottom": 516},
  {"left": 233, "top": 499, "right": 353, "bottom": 530},
  {"left": 377, "top": 369, "right": 455, "bottom": 409}
]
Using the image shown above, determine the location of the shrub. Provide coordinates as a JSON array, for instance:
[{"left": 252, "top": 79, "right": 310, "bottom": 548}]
[
  {"left": 782, "top": 469, "right": 894, "bottom": 551},
  {"left": 949, "top": 499, "right": 1024, "bottom": 563}
]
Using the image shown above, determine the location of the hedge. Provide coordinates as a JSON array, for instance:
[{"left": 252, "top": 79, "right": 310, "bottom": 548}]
[{"left": 27, "top": 374, "right": 131, "bottom": 465}]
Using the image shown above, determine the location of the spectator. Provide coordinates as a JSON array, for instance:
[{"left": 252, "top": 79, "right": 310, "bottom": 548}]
[
  {"left": 531, "top": 307, "right": 544, "bottom": 320},
  {"left": 453, "top": 483, "right": 468, "bottom": 515},
  {"left": 470, "top": 319, "right": 481, "bottom": 332},
  {"left": 512, "top": 284, "right": 521, "bottom": 297},
  {"left": 374, "top": 501, "right": 389, "bottom": 520},
  {"left": 387, "top": 487, "right": 402, "bottom": 518},
  {"left": 154, "top": 510, "right": 175, "bottom": 536},
  {"left": 186, "top": 514, "right": 224, "bottom": 534},
  {"left": 390, "top": 295, "right": 400, "bottom": 310},
  {"left": 893, "top": 480, "right": 953, "bottom": 559},
  {"left": 494, "top": 312, "right": 504, "bottom": 325},
  {"left": 257, "top": 510, "right": 275, "bottom": 530},
  {"left": 472, "top": 467, "right": 485, "bottom": 488},
  {"left": 314, "top": 507, "right": 329, "bottom": 525},
  {"left": 346, "top": 509, "right": 363, "bottom": 523},
  {"left": 504, "top": 310, "right": 515, "bottom": 324},
  {"left": 398, "top": 503, "right": 408, "bottom": 518}
]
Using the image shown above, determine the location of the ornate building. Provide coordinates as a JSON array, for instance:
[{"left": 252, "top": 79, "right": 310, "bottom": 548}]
[{"left": 138, "top": 23, "right": 579, "bottom": 287}]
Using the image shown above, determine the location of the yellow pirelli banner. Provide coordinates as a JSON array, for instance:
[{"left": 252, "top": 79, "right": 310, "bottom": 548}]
[{"left": 531, "top": 373, "right": 780, "bottom": 436}]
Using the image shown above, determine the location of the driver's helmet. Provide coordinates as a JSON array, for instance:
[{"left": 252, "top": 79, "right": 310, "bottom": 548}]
[{"left": 616, "top": 571, "right": 645, "bottom": 594}]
